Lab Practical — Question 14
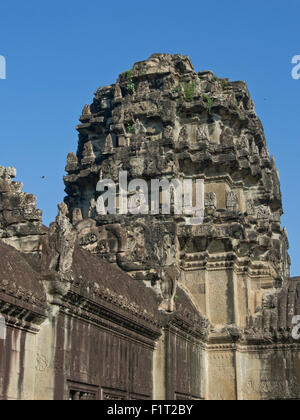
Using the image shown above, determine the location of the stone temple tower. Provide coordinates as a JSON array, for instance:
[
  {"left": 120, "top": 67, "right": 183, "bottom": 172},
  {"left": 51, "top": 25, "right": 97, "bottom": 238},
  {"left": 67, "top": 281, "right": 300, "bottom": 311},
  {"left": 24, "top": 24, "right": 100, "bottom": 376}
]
[{"left": 63, "top": 54, "right": 300, "bottom": 399}]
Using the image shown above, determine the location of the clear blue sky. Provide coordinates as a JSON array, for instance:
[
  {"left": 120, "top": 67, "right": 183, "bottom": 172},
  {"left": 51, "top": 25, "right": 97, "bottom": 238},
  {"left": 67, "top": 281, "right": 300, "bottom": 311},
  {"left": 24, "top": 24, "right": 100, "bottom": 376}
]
[{"left": 0, "top": 0, "right": 299, "bottom": 275}]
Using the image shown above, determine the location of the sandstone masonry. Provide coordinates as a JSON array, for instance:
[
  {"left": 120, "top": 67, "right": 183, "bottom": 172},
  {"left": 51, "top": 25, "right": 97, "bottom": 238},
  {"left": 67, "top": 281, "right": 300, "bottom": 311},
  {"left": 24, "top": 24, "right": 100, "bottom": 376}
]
[{"left": 1, "top": 54, "right": 300, "bottom": 400}]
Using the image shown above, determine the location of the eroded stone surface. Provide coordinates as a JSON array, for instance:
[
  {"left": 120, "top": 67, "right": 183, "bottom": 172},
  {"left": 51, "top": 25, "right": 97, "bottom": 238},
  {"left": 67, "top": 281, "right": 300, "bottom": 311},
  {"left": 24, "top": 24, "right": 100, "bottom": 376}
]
[
  {"left": 0, "top": 166, "right": 47, "bottom": 256},
  {"left": 61, "top": 53, "right": 300, "bottom": 399},
  {"left": 64, "top": 53, "right": 291, "bottom": 326}
]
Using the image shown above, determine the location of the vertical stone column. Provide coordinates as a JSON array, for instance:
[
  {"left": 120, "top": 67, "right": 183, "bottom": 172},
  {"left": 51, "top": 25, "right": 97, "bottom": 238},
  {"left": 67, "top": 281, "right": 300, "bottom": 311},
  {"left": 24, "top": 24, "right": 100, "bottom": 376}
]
[{"left": 153, "top": 331, "right": 166, "bottom": 400}]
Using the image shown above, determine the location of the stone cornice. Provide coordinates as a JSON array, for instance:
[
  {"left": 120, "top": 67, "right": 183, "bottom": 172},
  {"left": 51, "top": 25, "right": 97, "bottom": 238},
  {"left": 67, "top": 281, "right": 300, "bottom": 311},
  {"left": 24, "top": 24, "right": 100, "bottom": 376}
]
[
  {"left": 0, "top": 297, "right": 47, "bottom": 332},
  {"left": 0, "top": 279, "right": 47, "bottom": 309},
  {"left": 61, "top": 289, "right": 162, "bottom": 343},
  {"left": 71, "top": 278, "right": 161, "bottom": 327}
]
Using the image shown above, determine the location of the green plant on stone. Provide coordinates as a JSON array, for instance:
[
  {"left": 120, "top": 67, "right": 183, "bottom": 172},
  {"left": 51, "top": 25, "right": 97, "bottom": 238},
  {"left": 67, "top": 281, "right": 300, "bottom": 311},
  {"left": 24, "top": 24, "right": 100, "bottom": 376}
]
[
  {"left": 202, "top": 94, "right": 214, "bottom": 115},
  {"left": 233, "top": 96, "right": 240, "bottom": 112},
  {"left": 121, "top": 70, "right": 132, "bottom": 79},
  {"left": 125, "top": 70, "right": 135, "bottom": 94},
  {"left": 184, "top": 81, "right": 196, "bottom": 102},
  {"left": 127, "top": 83, "right": 135, "bottom": 94},
  {"left": 221, "top": 79, "right": 229, "bottom": 90},
  {"left": 127, "top": 123, "right": 135, "bottom": 134}
]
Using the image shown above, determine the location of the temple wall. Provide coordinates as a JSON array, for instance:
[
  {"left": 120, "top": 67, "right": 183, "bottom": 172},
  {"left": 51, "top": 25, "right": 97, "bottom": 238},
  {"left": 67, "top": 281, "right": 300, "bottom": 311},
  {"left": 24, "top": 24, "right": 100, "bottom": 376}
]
[
  {"left": 204, "top": 346, "right": 237, "bottom": 400},
  {"left": 164, "top": 327, "right": 204, "bottom": 400},
  {"left": 206, "top": 269, "right": 235, "bottom": 325},
  {"left": 236, "top": 346, "right": 300, "bottom": 400},
  {"left": 180, "top": 270, "right": 207, "bottom": 317},
  {"left": 52, "top": 311, "right": 155, "bottom": 400},
  {"left": 0, "top": 327, "right": 37, "bottom": 400},
  {"left": 1, "top": 306, "right": 300, "bottom": 400},
  {"left": 34, "top": 313, "right": 59, "bottom": 400},
  {"left": 232, "top": 272, "right": 248, "bottom": 328},
  {"left": 181, "top": 268, "right": 235, "bottom": 326}
]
